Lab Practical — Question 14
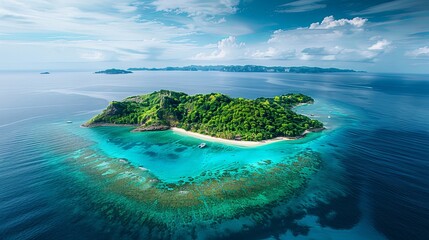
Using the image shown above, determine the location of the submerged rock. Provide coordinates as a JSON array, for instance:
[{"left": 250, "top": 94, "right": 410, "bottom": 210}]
[{"left": 132, "top": 124, "right": 170, "bottom": 132}]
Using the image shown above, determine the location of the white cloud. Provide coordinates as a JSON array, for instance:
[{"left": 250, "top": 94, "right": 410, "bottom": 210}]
[
  {"left": 406, "top": 46, "right": 429, "bottom": 57},
  {"left": 268, "top": 28, "right": 344, "bottom": 44},
  {"left": 150, "top": 0, "right": 247, "bottom": 36},
  {"left": 216, "top": 17, "right": 227, "bottom": 24},
  {"left": 277, "top": 0, "right": 326, "bottom": 13},
  {"left": 151, "top": 0, "right": 240, "bottom": 17},
  {"left": 247, "top": 16, "right": 389, "bottom": 63},
  {"left": 0, "top": 2, "right": 424, "bottom": 73},
  {"left": 184, "top": 16, "right": 253, "bottom": 36},
  {"left": 368, "top": 39, "right": 391, "bottom": 50},
  {"left": 0, "top": 0, "right": 251, "bottom": 66},
  {"left": 0, "top": 0, "right": 189, "bottom": 40},
  {"left": 0, "top": 0, "right": 197, "bottom": 63},
  {"left": 193, "top": 36, "right": 244, "bottom": 60},
  {"left": 250, "top": 47, "right": 295, "bottom": 59},
  {"left": 114, "top": 3, "right": 138, "bottom": 13},
  {"left": 80, "top": 51, "right": 106, "bottom": 61},
  {"left": 309, "top": 16, "right": 367, "bottom": 29}
]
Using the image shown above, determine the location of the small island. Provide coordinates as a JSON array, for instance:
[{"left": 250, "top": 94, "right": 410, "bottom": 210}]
[
  {"left": 84, "top": 90, "right": 324, "bottom": 142},
  {"left": 40, "top": 72, "right": 50, "bottom": 74},
  {"left": 94, "top": 68, "right": 133, "bottom": 74}
]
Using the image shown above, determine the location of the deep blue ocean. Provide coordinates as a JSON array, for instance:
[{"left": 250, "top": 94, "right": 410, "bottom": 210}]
[{"left": 0, "top": 71, "right": 428, "bottom": 240}]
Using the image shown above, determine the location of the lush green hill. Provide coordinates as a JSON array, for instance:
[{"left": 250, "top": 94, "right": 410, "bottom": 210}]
[
  {"left": 84, "top": 90, "right": 323, "bottom": 141},
  {"left": 94, "top": 68, "right": 133, "bottom": 74}
]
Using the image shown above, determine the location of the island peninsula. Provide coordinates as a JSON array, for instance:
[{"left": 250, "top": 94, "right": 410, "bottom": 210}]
[{"left": 83, "top": 90, "right": 324, "bottom": 143}]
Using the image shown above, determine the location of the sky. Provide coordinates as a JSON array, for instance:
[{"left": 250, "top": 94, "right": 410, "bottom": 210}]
[{"left": 0, "top": 0, "right": 428, "bottom": 73}]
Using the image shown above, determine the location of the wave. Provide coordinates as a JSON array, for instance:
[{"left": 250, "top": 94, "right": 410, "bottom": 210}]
[{"left": 0, "top": 115, "right": 53, "bottom": 128}]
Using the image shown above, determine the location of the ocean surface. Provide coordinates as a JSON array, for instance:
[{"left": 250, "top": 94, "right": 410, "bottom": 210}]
[{"left": 0, "top": 71, "right": 428, "bottom": 240}]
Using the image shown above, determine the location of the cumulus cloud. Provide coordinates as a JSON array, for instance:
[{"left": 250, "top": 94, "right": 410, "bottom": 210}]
[
  {"left": 277, "top": 0, "right": 326, "bottom": 13},
  {"left": 309, "top": 15, "right": 367, "bottom": 29},
  {"left": 406, "top": 46, "right": 429, "bottom": 57},
  {"left": 193, "top": 36, "right": 244, "bottom": 60},
  {"left": 247, "top": 16, "right": 390, "bottom": 63},
  {"left": 368, "top": 39, "right": 391, "bottom": 50}
]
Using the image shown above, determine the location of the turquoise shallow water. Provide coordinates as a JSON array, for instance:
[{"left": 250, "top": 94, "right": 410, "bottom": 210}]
[
  {"left": 75, "top": 126, "right": 322, "bottom": 183},
  {"left": 46, "top": 121, "right": 340, "bottom": 238},
  {"left": 0, "top": 71, "right": 428, "bottom": 239}
]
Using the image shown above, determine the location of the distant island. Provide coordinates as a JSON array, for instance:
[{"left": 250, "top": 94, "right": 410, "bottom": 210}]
[
  {"left": 83, "top": 90, "right": 324, "bottom": 142},
  {"left": 40, "top": 72, "right": 50, "bottom": 74},
  {"left": 94, "top": 68, "right": 133, "bottom": 74},
  {"left": 128, "top": 65, "right": 358, "bottom": 74}
]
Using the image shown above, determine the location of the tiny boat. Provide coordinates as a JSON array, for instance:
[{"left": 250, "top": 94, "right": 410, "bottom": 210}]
[
  {"left": 327, "top": 116, "right": 331, "bottom": 119},
  {"left": 66, "top": 121, "right": 73, "bottom": 123},
  {"left": 139, "top": 166, "right": 148, "bottom": 171},
  {"left": 198, "top": 143, "right": 206, "bottom": 148},
  {"left": 119, "top": 159, "right": 128, "bottom": 163}
]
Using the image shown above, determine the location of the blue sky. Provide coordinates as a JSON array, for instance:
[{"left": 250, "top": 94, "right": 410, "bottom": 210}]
[{"left": 1, "top": 0, "right": 428, "bottom": 73}]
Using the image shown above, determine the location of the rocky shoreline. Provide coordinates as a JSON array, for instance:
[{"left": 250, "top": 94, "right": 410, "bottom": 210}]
[{"left": 131, "top": 124, "right": 170, "bottom": 132}]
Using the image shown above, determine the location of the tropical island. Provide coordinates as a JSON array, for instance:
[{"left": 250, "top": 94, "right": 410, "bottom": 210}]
[
  {"left": 94, "top": 68, "right": 133, "bottom": 74},
  {"left": 128, "top": 65, "right": 358, "bottom": 73},
  {"left": 83, "top": 90, "right": 323, "bottom": 142}
]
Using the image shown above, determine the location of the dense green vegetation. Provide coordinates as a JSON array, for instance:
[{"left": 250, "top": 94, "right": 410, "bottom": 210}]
[
  {"left": 95, "top": 69, "right": 133, "bottom": 74},
  {"left": 84, "top": 90, "right": 323, "bottom": 141}
]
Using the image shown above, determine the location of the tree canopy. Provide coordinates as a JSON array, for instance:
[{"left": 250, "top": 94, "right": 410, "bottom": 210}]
[{"left": 85, "top": 90, "right": 323, "bottom": 141}]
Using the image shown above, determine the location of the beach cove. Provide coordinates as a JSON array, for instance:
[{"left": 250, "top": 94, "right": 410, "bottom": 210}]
[{"left": 171, "top": 127, "right": 296, "bottom": 147}]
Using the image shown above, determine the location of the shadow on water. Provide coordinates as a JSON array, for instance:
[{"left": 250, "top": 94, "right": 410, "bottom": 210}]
[{"left": 174, "top": 147, "right": 187, "bottom": 153}]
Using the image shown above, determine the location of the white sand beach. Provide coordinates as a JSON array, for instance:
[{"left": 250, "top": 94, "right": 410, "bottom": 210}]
[{"left": 171, "top": 127, "right": 296, "bottom": 147}]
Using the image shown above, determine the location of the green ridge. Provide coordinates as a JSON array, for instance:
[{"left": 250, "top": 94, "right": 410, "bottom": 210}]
[{"left": 84, "top": 90, "right": 323, "bottom": 141}]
